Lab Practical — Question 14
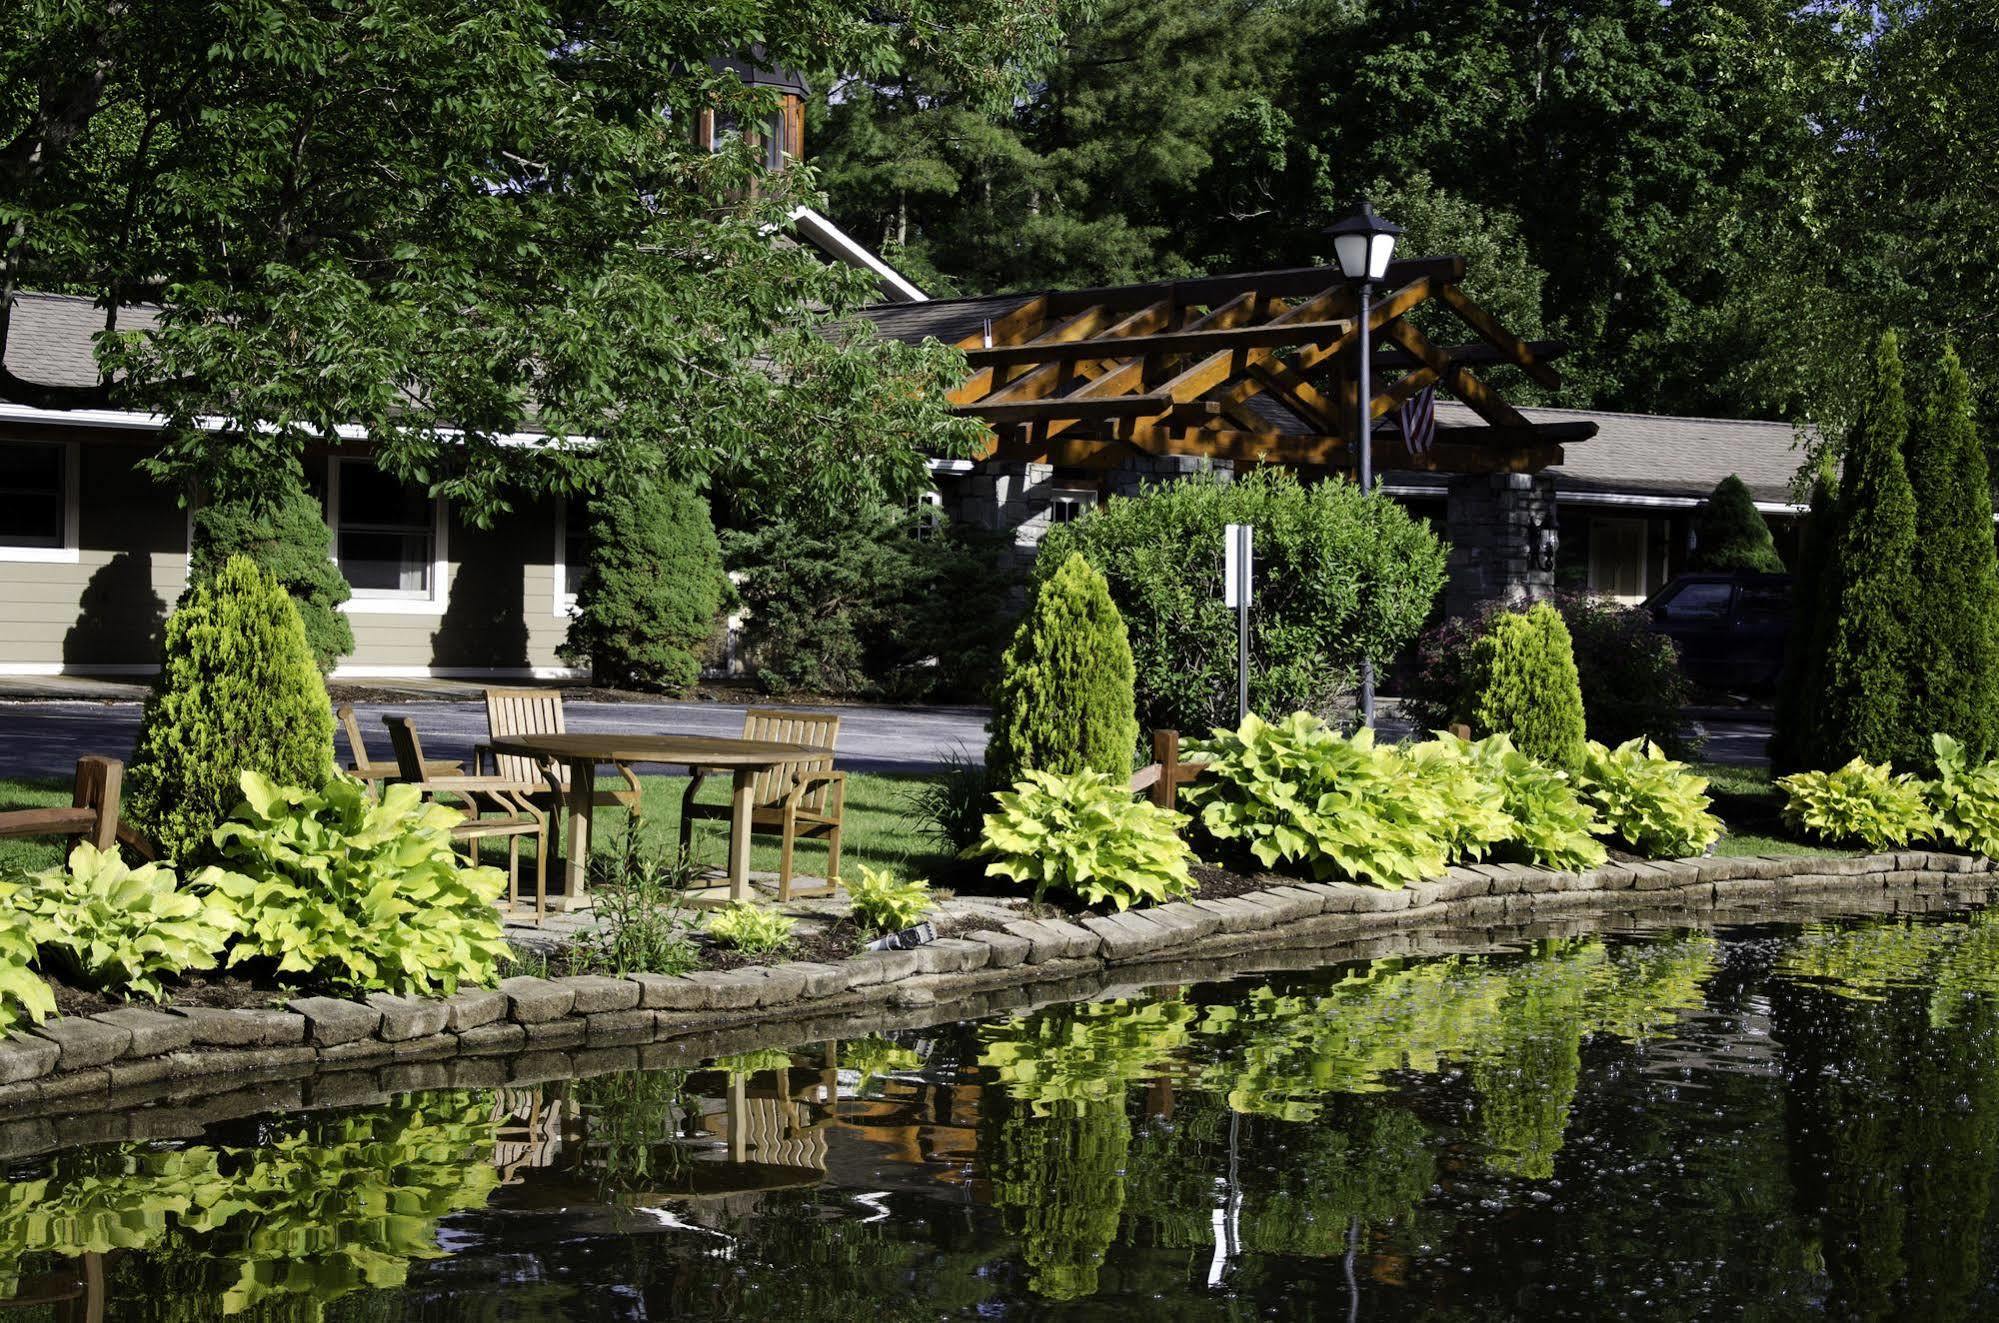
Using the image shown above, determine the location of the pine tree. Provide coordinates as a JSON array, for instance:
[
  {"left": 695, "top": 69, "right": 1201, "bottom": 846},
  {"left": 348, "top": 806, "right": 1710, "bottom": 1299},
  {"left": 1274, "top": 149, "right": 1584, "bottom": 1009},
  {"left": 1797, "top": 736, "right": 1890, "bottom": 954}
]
[
  {"left": 128, "top": 555, "right": 335, "bottom": 862},
  {"left": 560, "top": 477, "right": 729, "bottom": 692},
  {"left": 1816, "top": 330, "right": 1921, "bottom": 769},
  {"left": 1462, "top": 601, "right": 1589, "bottom": 771},
  {"left": 189, "top": 478, "right": 355, "bottom": 673},
  {"left": 988, "top": 553, "right": 1139, "bottom": 786},
  {"left": 1770, "top": 456, "right": 1838, "bottom": 773},
  {"left": 1690, "top": 474, "right": 1785, "bottom": 573},
  {"left": 1905, "top": 343, "right": 1999, "bottom": 766}
]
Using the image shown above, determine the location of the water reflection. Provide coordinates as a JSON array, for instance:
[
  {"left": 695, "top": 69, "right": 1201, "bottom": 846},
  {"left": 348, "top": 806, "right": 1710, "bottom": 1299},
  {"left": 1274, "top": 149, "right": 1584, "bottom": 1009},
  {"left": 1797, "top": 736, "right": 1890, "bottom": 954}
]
[{"left": 6, "top": 913, "right": 1999, "bottom": 1318}]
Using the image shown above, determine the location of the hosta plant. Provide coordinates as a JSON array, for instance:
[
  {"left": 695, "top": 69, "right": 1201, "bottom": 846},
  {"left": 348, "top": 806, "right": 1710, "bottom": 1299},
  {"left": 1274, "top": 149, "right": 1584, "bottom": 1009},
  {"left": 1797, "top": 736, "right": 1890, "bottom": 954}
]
[
  {"left": 845, "top": 865, "right": 933, "bottom": 935},
  {"left": 1576, "top": 738, "right": 1723, "bottom": 858},
  {"left": 7, "top": 843, "right": 236, "bottom": 1001},
  {"left": 704, "top": 902, "right": 795, "bottom": 955},
  {"left": 1184, "top": 713, "right": 1451, "bottom": 888},
  {"left": 1398, "top": 736, "right": 1519, "bottom": 863},
  {"left": 1444, "top": 732, "right": 1608, "bottom": 872},
  {"left": 0, "top": 905, "right": 53, "bottom": 1039},
  {"left": 1780, "top": 758, "right": 1936, "bottom": 849},
  {"left": 199, "top": 771, "right": 511, "bottom": 996},
  {"left": 1929, "top": 734, "right": 1999, "bottom": 858},
  {"left": 969, "top": 768, "right": 1194, "bottom": 910}
]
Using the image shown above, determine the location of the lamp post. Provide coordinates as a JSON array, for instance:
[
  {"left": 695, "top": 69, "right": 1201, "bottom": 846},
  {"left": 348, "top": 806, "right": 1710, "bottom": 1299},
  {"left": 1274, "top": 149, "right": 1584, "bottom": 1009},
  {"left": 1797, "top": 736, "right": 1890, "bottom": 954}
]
[{"left": 1324, "top": 201, "right": 1401, "bottom": 729}]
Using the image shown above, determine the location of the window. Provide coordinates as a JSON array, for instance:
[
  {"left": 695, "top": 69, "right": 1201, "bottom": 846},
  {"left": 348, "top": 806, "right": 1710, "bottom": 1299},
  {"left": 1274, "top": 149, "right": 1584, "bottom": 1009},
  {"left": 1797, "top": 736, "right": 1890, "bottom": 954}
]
[
  {"left": 331, "top": 459, "right": 440, "bottom": 600},
  {"left": 557, "top": 494, "right": 589, "bottom": 613},
  {"left": 914, "top": 490, "right": 944, "bottom": 541},
  {"left": 1736, "top": 582, "right": 1789, "bottom": 622},
  {"left": 1587, "top": 517, "right": 1649, "bottom": 601},
  {"left": 0, "top": 440, "right": 74, "bottom": 558},
  {"left": 1048, "top": 489, "right": 1096, "bottom": 525},
  {"left": 1654, "top": 580, "right": 1737, "bottom": 622}
]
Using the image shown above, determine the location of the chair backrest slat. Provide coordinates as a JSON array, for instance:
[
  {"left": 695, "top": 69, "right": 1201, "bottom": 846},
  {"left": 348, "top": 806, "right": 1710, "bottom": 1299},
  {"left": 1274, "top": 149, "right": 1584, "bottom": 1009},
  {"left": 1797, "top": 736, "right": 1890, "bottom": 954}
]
[
  {"left": 742, "top": 708, "right": 839, "bottom": 810},
  {"left": 337, "top": 704, "right": 375, "bottom": 774},
  {"left": 382, "top": 716, "right": 429, "bottom": 781},
  {"left": 485, "top": 688, "right": 566, "bottom": 785}
]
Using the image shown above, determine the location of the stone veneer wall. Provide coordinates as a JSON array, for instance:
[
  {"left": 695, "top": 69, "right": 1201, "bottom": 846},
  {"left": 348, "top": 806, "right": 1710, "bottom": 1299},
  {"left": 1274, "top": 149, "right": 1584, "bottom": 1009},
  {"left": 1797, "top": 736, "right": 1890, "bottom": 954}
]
[
  {"left": 1444, "top": 471, "right": 1559, "bottom": 618},
  {"left": 0, "top": 849, "right": 1989, "bottom": 1134}
]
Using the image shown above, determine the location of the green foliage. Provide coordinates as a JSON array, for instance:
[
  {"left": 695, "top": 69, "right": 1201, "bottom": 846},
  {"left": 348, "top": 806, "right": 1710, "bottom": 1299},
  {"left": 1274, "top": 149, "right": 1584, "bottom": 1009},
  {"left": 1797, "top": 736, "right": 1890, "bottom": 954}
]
[
  {"left": 1772, "top": 459, "right": 1839, "bottom": 773},
  {"left": 845, "top": 1035, "right": 924, "bottom": 1090},
  {"left": 980, "top": 998, "right": 1196, "bottom": 1112},
  {"left": 571, "top": 840, "right": 699, "bottom": 976},
  {"left": 1779, "top": 758, "right": 1936, "bottom": 850},
  {"left": 1, "top": 0, "right": 1060, "bottom": 513},
  {"left": 988, "top": 553, "right": 1139, "bottom": 786},
  {"left": 1185, "top": 713, "right": 1454, "bottom": 888},
  {"left": 561, "top": 477, "right": 728, "bottom": 692},
  {"left": 985, "top": 1089, "right": 1129, "bottom": 1303},
  {"left": 1927, "top": 735, "right": 1999, "bottom": 859},
  {"left": 127, "top": 556, "right": 335, "bottom": 864},
  {"left": 189, "top": 478, "right": 354, "bottom": 672},
  {"left": 703, "top": 902, "right": 795, "bottom": 956},
  {"left": 1445, "top": 732, "right": 1608, "bottom": 872},
  {"left": 1407, "top": 591, "right": 1693, "bottom": 757},
  {"left": 1576, "top": 739, "right": 1724, "bottom": 859},
  {"left": 0, "top": 907, "right": 52, "bottom": 1040},
  {"left": 5, "top": 843, "right": 235, "bottom": 1001},
  {"left": 1037, "top": 469, "right": 1446, "bottom": 735},
  {"left": 1813, "top": 332, "right": 1922, "bottom": 769},
  {"left": 845, "top": 865, "right": 933, "bottom": 934},
  {"left": 913, "top": 751, "right": 1002, "bottom": 856},
  {"left": 199, "top": 772, "right": 512, "bottom": 996},
  {"left": 726, "top": 502, "right": 1017, "bottom": 700},
  {"left": 970, "top": 768, "right": 1194, "bottom": 911},
  {"left": 1463, "top": 603, "right": 1589, "bottom": 773},
  {"left": 1691, "top": 475, "right": 1785, "bottom": 573},
  {"left": 1904, "top": 345, "right": 1999, "bottom": 768},
  {"left": 1398, "top": 736, "right": 1519, "bottom": 863}
]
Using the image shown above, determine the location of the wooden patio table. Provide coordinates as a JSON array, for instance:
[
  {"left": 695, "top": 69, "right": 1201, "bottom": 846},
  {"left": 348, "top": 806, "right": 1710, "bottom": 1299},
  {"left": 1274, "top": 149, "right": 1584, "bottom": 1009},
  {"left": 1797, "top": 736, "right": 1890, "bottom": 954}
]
[{"left": 483, "top": 732, "right": 831, "bottom": 910}]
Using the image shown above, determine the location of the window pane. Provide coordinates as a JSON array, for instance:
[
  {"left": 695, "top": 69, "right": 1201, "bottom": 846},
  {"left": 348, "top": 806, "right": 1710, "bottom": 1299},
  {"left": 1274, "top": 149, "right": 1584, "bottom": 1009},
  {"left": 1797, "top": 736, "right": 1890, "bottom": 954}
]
[
  {"left": 1737, "top": 584, "right": 1790, "bottom": 621},
  {"left": 0, "top": 443, "right": 65, "bottom": 549},
  {"left": 563, "top": 495, "right": 589, "bottom": 600},
  {"left": 1658, "top": 581, "right": 1735, "bottom": 621},
  {"left": 336, "top": 462, "right": 432, "bottom": 593},
  {"left": 340, "top": 529, "right": 431, "bottom": 593},
  {"left": 341, "top": 463, "right": 431, "bottom": 527}
]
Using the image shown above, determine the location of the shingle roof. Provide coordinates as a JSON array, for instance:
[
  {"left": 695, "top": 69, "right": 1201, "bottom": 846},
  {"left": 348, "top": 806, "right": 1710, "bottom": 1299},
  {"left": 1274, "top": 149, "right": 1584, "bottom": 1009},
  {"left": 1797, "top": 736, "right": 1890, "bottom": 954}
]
[
  {"left": 3, "top": 292, "right": 158, "bottom": 390},
  {"left": 857, "top": 294, "right": 1038, "bottom": 347}
]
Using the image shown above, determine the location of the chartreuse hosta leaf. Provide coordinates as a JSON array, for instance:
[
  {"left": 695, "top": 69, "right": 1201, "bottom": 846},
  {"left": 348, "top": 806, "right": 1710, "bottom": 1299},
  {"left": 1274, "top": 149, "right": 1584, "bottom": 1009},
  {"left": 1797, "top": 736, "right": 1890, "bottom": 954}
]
[
  {"left": 0, "top": 899, "right": 53, "bottom": 1038},
  {"left": 1575, "top": 737, "right": 1723, "bottom": 858},
  {"left": 196, "top": 770, "right": 511, "bottom": 997},
  {"left": 969, "top": 768, "right": 1195, "bottom": 911},
  {"left": 845, "top": 865, "right": 933, "bottom": 934},
  {"left": 1779, "top": 757, "right": 1936, "bottom": 850},
  {"left": 1928, "top": 733, "right": 1999, "bottom": 858},
  {"left": 2, "top": 843, "right": 235, "bottom": 1002}
]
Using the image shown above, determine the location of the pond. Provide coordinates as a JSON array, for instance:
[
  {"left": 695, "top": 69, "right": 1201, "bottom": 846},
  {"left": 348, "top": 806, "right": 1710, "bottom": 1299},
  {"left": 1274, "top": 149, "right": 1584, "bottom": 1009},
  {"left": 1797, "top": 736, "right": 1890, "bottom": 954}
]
[{"left": 8, "top": 906, "right": 1999, "bottom": 1320}]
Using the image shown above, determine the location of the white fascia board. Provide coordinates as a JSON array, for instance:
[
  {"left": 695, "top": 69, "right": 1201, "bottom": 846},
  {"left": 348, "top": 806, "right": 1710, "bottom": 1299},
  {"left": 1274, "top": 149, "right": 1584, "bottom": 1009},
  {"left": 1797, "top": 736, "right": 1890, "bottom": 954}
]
[
  {"left": 789, "top": 206, "right": 928, "bottom": 303},
  {"left": 0, "top": 399, "right": 566, "bottom": 449},
  {"left": 1379, "top": 481, "right": 1806, "bottom": 516}
]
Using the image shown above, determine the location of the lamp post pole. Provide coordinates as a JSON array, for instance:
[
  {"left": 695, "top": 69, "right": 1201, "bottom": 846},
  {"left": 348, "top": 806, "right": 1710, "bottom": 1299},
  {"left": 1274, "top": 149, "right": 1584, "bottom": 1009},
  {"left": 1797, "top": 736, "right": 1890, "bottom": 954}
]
[{"left": 1356, "top": 278, "right": 1374, "bottom": 728}]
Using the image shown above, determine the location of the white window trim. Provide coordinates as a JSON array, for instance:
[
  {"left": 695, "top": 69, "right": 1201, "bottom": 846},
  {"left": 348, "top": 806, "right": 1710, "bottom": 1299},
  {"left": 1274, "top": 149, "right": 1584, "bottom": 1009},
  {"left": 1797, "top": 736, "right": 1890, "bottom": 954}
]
[
  {"left": 0, "top": 439, "right": 81, "bottom": 564},
  {"left": 327, "top": 457, "right": 449, "bottom": 615},
  {"left": 552, "top": 496, "right": 580, "bottom": 618},
  {"left": 1046, "top": 487, "right": 1098, "bottom": 525},
  {"left": 1587, "top": 515, "right": 1651, "bottom": 603}
]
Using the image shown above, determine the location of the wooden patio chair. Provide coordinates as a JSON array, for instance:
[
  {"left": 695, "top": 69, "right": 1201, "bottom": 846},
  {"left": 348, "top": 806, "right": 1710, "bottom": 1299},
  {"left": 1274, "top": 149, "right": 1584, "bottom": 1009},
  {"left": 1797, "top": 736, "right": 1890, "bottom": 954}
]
[
  {"left": 337, "top": 704, "right": 460, "bottom": 787},
  {"left": 477, "top": 687, "right": 644, "bottom": 820},
  {"left": 0, "top": 756, "right": 153, "bottom": 859},
  {"left": 679, "top": 709, "right": 844, "bottom": 901},
  {"left": 383, "top": 716, "right": 551, "bottom": 923}
]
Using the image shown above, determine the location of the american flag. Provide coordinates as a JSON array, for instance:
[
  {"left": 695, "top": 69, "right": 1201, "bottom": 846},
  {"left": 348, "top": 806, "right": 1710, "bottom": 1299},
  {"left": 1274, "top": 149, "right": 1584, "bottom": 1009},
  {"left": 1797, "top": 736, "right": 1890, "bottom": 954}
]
[{"left": 1396, "top": 384, "right": 1437, "bottom": 456}]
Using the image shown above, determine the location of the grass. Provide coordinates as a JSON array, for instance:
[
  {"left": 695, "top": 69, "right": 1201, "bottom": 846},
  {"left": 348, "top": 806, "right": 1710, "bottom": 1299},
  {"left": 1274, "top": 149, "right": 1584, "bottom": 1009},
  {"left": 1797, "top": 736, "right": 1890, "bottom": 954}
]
[
  {"left": 1693, "top": 760, "right": 1868, "bottom": 858},
  {"left": 0, "top": 778, "right": 68, "bottom": 875}
]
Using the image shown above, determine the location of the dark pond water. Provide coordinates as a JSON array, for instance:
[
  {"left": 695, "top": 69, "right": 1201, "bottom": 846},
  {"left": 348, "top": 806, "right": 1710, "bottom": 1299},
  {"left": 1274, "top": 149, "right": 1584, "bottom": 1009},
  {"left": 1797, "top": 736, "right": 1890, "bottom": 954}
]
[{"left": 9, "top": 907, "right": 1999, "bottom": 1320}]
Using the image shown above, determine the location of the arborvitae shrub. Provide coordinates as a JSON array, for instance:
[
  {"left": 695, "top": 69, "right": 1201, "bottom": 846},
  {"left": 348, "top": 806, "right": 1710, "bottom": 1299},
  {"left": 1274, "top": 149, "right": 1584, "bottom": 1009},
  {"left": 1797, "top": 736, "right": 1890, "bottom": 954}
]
[
  {"left": 1815, "top": 331, "right": 1920, "bottom": 769},
  {"left": 1690, "top": 473, "right": 1785, "bottom": 573},
  {"left": 1462, "top": 602, "right": 1588, "bottom": 772},
  {"left": 560, "top": 477, "right": 729, "bottom": 692},
  {"left": 988, "top": 552, "right": 1139, "bottom": 786},
  {"left": 189, "top": 480, "right": 354, "bottom": 672},
  {"left": 1904, "top": 344, "right": 1999, "bottom": 767},
  {"left": 128, "top": 555, "right": 335, "bottom": 862}
]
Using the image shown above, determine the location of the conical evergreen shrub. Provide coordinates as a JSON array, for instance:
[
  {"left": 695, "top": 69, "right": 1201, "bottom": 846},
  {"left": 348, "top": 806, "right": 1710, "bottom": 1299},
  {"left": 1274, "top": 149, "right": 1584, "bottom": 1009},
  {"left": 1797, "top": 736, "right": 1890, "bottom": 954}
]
[
  {"left": 988, "top": 552, "right": 1139, "bottom": 786},
  {"left": 128, "top": 555, "right": 335, "bottom": 862},
  {"left": 1461, "top": 601, "right": 1588, "bottom": 772},
  {"left": 1904, "top": 344, "right": 1999, "bottom": 768},
  {"left": 189, "top": 478, "right": 355, "bottom": 673},
  {"left": 1690, "top": 474, "right": 1784, "bottom": 573},
  {"left": 559, "top": 477, "right": 729, "bottom": 692},
  {"left": 1770, "top": 457, "right": 1838, "bottom": 773},
  {"left": 1816, "top": 330, "right": 1920, "bottom": 768}
]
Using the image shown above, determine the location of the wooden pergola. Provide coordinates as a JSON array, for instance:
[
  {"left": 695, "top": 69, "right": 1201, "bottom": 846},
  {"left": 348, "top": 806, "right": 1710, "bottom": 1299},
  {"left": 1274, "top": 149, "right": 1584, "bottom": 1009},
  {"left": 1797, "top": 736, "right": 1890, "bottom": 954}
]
[{"left": 941, "top": 256, "right": 1595, "bottom": 474}]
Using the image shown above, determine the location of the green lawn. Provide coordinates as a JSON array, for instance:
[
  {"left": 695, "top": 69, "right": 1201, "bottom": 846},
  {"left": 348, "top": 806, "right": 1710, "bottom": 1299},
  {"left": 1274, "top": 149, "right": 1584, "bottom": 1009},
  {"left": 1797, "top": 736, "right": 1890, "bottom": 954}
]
[
  {"left": 1694, "top": 760, "right": 1866, "bottom": 858},
  {"left": 0, "top": 778, "right": 68, "bottom": 875}
]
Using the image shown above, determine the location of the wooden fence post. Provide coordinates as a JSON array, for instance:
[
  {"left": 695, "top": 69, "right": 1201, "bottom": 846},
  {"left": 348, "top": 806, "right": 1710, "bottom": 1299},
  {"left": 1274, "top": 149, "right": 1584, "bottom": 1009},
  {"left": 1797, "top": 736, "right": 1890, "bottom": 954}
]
[
  {"left": 72, "top": 756, "right": 121, "bottom": 852},
  {"left": 1150, "top": 730, "right": 1180, "bottom": 810}
]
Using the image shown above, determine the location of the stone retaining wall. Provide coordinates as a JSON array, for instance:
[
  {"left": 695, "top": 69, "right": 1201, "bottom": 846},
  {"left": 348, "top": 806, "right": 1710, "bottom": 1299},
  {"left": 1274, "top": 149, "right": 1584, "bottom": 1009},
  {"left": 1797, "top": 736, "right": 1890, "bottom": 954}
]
[{"left": 0, "top": 850, "right": 1989, "bottom": 1130}]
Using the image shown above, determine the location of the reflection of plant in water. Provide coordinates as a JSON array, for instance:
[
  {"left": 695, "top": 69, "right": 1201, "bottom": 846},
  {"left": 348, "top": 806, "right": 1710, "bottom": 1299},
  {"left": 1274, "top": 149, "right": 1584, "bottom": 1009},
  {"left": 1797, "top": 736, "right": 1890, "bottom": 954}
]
[
  {"left": 978, "top": 998, "right": 1195, "bottom": 1113},
  {"left": 573, "top": 1069, "right": 696, "bottom": 1195},
  {"left": 1777, "top": 910, "right": 1999, "bottom": 1027},
  {"left": 844, "top": 1035, "right": 923, "bottom": 1092},
  {"left": 0, "top": 1091, "right": 498, "bottom": 1317},
  {"left": 1237, "top": 1108, "right": 1434, "bottom": 1256},
  {"left": 985, "top": 1088, "right": 1129, "bottom": 1303},
  {"left": 714, "top": 1048, "right": 795, "bottom": 1079}
]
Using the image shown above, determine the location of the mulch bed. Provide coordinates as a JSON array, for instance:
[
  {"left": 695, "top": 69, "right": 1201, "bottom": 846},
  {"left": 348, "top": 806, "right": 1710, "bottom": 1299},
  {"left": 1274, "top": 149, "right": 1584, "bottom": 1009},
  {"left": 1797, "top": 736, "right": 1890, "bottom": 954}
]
[
  {"left": 700, "top": 911, "right": 992, "bottom": 971},
  {"left": 46, "top": 967, "right": 294, "bottom": 1019}
]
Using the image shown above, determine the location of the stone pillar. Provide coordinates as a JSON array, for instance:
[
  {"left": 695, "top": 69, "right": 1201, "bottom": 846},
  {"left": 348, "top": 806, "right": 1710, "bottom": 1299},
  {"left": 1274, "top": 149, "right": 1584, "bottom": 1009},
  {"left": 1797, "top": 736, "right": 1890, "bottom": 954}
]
[{"left": 1444, "top": 472, "right": 1558, "bottom": 618}]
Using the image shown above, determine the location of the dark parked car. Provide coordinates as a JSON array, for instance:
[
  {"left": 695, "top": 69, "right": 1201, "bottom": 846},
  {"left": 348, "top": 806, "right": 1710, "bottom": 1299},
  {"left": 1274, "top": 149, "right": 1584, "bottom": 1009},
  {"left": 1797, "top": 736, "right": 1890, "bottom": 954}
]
[{"left": 1643, "top": 572, "right": 1793, "bottom": 692}]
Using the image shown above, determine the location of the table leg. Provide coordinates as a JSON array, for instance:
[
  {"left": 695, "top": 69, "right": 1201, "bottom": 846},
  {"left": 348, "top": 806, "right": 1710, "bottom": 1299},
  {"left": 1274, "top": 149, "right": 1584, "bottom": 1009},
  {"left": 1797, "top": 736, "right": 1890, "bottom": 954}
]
[
  {"left": 729, "top": 768, "right": 756, "bottom": 903},
  {"left": 552, "top": 758, "right": 595, "bottom": 912}
]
